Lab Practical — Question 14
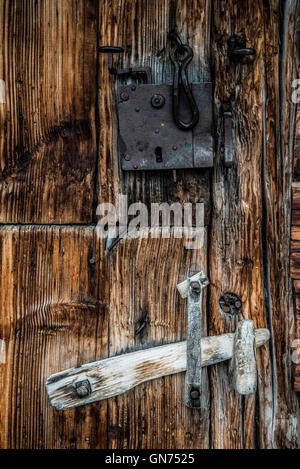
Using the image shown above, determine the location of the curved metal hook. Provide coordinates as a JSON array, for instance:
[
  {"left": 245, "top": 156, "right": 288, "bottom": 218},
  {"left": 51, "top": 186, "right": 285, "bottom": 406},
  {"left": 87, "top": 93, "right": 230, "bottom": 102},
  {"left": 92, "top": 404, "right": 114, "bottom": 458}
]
[{"left": 169, "top": 41, "right": 199, "bottom": 131}]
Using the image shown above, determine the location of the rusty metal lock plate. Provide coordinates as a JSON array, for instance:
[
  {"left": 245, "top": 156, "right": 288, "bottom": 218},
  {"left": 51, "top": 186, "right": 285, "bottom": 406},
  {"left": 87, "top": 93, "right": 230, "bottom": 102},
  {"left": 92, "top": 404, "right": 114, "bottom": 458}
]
[{"left": 117, "top": 83, "right": 213, "bottom": 171}]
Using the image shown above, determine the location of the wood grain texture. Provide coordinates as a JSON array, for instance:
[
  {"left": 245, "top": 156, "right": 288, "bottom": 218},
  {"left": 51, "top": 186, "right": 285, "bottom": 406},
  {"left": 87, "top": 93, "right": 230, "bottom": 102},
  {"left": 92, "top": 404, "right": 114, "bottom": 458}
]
[
  {"left": 0, "top": 0, "right": 299, "bottom": 450},
  {"left": 0, "top": 227, "right": 108, "bottom": 448},
  {"left": 0, "top": 0, "right": 98, "bottom": 223},
  {"left": 293, "top": 295, "right": 300, "bottom": 391},
  {"left": 210, "top": 0, "right": 299, "bottom": 449},
  {"left": 106, "top": 228, "right": 209, "bottom": 449}
]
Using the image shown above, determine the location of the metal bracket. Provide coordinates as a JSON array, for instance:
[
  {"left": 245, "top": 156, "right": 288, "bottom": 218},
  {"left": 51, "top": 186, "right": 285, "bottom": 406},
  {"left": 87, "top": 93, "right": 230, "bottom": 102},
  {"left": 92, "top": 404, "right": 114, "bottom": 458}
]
[
  {"left": 177, "top": 271, "right": 209, "bottom": 408},
  {"left": 100, "top": 36, "right": 214, "bottom": 171},
  {"left": 118, "top": 83, "right": 213, "bottom": 170},
  {"left": 227, "top": 35, "right": 256, "bottom": 64},
  {"left": 222, "top": 102, "right": 234, "bottom": 168}
]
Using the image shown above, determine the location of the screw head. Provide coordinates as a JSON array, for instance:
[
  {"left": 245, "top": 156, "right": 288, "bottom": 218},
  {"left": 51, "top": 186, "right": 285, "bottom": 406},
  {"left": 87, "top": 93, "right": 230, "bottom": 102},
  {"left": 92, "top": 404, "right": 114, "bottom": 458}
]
[
  {"left": 173, "top": 146, "right": 178, "bottom": 151},
  {"left": 133, "top": 165, "right": 138, "bottom": 170},
  {"left": 74, "top": 379, "right": 91, "bottom": 398},
  {"left": 135, "top": 107, "right": 140, "bottom": 112},
  {"left": 151, "top": 94, "right": 165, "bottom": 109},
  {"left": 190, "top": 389, "right": 200, "bottom": 400},
  {"left": 235, "top": 300, "right": 242, "bottom": 309},
  {"left": 120, "top": 91, "right": 129, "bottom": 102}
]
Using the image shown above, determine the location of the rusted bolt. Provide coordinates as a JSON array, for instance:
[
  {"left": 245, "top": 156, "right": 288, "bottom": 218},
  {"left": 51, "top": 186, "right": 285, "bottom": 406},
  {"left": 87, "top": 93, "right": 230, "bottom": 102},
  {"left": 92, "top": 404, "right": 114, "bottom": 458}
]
[
  {"left": 74, "top": 379, "right": 92, "bottom": 398},
  {"left": 219, "top": 292, "right": 242, "bottom": 315},
  {"left": 120, "top": 91, "right": 129, "bottom": 101},
  {"left": 151, "top": 94, "right": 165, "bottom": 109},
  {"left": 190, "top": 281, "right": 201, "bottom": 293},
  {"left": 190, "top": 389, "right": 200, "bottom": 399}
]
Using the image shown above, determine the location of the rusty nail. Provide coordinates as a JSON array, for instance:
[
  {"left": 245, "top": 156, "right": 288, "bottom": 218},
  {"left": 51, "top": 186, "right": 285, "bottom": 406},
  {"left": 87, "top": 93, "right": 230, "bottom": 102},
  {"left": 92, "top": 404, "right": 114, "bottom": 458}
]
[
  {"left": 120, "top": 92, "right": 129, "bottom": 101},
  {"left": 190, "top": 389, "right": 200, "bottom": 399},
  {"left": 190, "top": 281, "right": 201, "bottom": 293},
  {"left": 74, "top": 379, "right": 92, "bottom": 398}
]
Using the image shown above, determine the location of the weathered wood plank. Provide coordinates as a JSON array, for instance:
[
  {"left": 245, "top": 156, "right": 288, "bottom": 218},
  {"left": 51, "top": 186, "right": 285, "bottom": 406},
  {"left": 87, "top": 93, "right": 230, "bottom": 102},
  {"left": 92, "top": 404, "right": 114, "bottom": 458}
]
[
  {"left": 0, "top": 227, "right": 108, "bottom": 449},
  {"left": 293, "top": 110, "right": 300, "bottom": 180},
  {"left": 0, "top": 0, "right": 98, "bottom": 223},
  {"left": 293, "top": 295, "right": 300, "bottom": 391},
  {"left": 97, "top": 0, "right": 213, "bottom": 449},
  {"left": 106, "top": 228, "right": 209, "bottom": 449},
  {"left": 292, "top": 184, "right": 300, "bottom": 210},
  {"left": 210, "top": 0, "right": 267, "bottom": 449},
  {"left": 210, "top": 0, "right": 299, "bottom": 449},
  {"left": 291, "top": 251, "right": 300, "bottom": 278},
  {"left": 46, "top": 329, "right": 270, "bottom": 410}
]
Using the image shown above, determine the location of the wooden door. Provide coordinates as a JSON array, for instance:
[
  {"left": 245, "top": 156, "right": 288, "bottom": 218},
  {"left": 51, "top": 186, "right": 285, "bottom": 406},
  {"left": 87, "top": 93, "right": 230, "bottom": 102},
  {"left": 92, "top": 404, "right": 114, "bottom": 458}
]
[{"left": 0, "top": 0, "right": 299, "bottom": 449}]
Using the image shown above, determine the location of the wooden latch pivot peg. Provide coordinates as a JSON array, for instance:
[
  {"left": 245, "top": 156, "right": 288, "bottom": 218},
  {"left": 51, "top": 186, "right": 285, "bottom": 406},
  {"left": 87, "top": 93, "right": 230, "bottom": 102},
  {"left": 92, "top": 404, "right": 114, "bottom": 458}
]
[{"left": 231, "top": 319, "right": 257, "bottom": 395}]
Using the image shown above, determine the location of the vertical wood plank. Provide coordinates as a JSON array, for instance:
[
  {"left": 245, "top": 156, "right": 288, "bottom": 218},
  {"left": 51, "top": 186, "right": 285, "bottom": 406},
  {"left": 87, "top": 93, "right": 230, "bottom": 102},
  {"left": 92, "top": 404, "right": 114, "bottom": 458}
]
[
  {"left": 97, "top": 0, "right": 212, "bottom": 226},
  {"left": 210, "top": 0, "right": 299, "bottom": 449},
  {"left": 106, "top": 229, "right": 209, "bottom": 449}
]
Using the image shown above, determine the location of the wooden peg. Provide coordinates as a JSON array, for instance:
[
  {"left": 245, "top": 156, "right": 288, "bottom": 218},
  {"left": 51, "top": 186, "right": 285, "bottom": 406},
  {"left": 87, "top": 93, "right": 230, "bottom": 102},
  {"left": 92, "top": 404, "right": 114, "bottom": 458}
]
[{"left": 231, "top": 320, "right": 257, "bottom": 395}]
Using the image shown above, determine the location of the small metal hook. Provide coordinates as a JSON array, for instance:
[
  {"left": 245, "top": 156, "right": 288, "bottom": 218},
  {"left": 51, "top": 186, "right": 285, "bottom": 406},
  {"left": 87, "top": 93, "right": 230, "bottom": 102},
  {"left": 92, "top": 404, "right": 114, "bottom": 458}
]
[
  {"left": 99, "top": 46, "right": 152, "bottom": 83},
  {"left": 169, "top": 34, "right": 199, "bottom": 131}
]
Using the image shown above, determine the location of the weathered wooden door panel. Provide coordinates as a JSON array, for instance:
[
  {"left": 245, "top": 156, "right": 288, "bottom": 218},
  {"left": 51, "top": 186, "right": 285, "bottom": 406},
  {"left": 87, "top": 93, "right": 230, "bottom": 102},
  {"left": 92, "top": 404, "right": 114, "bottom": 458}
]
[
  {"left": 0, "top": 1, "right": 98, "bottom": 223},
  {"left": 0, "top": 0, "right": 300, "bottom": 450}
]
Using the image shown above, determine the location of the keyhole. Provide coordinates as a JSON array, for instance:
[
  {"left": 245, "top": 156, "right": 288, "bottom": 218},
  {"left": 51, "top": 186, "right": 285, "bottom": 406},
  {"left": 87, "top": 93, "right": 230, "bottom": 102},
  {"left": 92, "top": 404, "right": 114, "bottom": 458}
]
[{"left": 155, "top": 146, "right": 163, "bottom": 163}]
